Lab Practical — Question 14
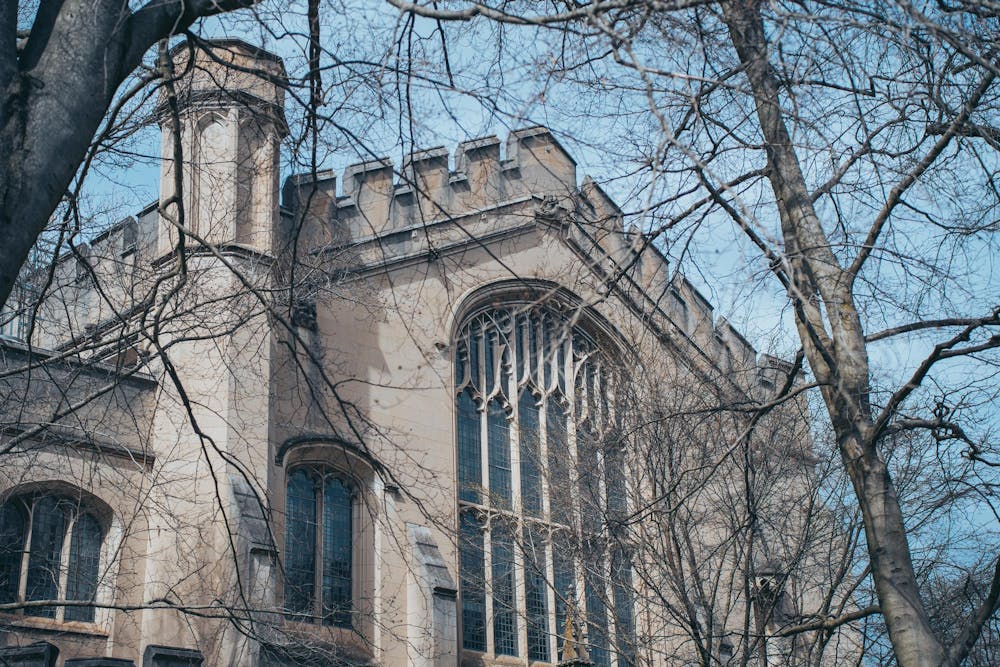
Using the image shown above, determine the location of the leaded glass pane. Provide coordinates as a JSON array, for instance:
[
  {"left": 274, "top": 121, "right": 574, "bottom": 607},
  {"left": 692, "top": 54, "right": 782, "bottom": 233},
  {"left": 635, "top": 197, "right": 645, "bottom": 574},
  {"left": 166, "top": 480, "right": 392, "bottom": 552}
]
[
  {"left": 585, "top": 567, "right": 611, "bottom": 667},
  {"left": 605, "top": 439, "right": 628, "bottom": 525},
  {"left": 455, "top": 302, "right": 627, "bottom": 660},
  {"left": 284, "top": 470, "right": 316, "bottom": 620},
  {"left": 457, "top": 390, "right": 482, "bottom": 503},
  {"left": 491, "top": 523, "right": 518, "bottom": 656},
  {"left": 322, "top": 477, "right": 352, "bottom": 627},
  {"left": 487, "top": 400, "right": 511, "bottom": 510},
  {"left": 459, "top": 511, "right": 486, "bottom": 652},
  {"left": 469, "top": 324, "right": 481, "bottom": 390},
  {"left": 64, "top": 512, "right": 102, "bottom": 622},
  {"left": 612, "top": 548, "right": 636, "bottom": 666},
  {"left": 552, "top": 532, "right": 576, "bottom": 661},
  {"left": 0, "top": 501, "right": 26, "bottom": 604},
  {"left": 546, "top": 400, "right": 572, "bottom": 526},
  {"left": 485, "top": 328, "right": 496, "bottom": 394},
  {"left": 523, "top": 526, "right": 549, "bottom": 662},
  {"left": 518, "top": 391, "right": 542, "bottom": 517},
  {"left": 578, "top": 422, "right": 603, "bottom": 536},
  {"left": 24, "top": 497, "right": 68, "bottom": 618}
]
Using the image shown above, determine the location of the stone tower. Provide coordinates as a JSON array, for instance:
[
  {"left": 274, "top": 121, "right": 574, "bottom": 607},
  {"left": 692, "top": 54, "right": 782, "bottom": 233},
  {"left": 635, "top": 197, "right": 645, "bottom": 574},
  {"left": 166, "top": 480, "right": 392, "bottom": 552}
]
[{"left": 157, "top": 40, "right": 287, "bottom": 256}]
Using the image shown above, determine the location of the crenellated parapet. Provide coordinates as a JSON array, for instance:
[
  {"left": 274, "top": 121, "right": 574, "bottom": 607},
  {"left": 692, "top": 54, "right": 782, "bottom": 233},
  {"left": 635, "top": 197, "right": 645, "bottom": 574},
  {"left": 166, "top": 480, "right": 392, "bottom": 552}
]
[
  {"left": 283, "top": 127, "right": 579, "bottom": 246},
  {"left": 280, "top": 127, "right": 797, "bottom": 395}
]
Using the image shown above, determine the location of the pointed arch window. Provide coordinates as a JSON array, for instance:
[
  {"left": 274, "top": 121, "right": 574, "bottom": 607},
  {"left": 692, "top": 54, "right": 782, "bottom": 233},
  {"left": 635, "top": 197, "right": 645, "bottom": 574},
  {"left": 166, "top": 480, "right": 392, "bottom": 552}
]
[
  {"left": 0, "top": 494, "right": 105, "bottom": 623},
  {"left": 283, "top": 468, "right": 354, "bottom": 628},
  {"left": 455, "top": 300, "right": 636, "bottom": 666}
]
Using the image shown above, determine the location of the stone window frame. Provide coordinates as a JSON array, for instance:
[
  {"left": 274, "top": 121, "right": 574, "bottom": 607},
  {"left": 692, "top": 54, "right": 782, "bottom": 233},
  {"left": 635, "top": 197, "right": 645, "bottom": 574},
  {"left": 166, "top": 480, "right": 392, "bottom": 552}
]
[
  {"left": 281, "top": 464, "right": 357, "bottom": 629},
  {"left": 274, "top": 436, "right": 381, "bottom": 650},
  {"left": 0, "top": 488, "right": 111, "bottom": 625}
]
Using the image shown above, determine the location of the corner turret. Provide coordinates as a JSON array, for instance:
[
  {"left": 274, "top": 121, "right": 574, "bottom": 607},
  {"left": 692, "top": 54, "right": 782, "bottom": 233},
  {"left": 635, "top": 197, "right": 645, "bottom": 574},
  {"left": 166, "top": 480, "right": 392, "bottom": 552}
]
[{"left": 157, "top": 39, "right": 287, "bottom": 255}]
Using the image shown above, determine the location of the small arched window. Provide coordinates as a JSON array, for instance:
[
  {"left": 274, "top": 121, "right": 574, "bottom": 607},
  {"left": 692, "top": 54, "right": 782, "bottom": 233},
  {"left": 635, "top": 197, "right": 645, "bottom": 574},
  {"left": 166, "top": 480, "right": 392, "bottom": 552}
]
[
  {"left": 0, "top": 494, "right": 104, "bottom": 623},
  {"left": 283, "top": 468, "right": 354, "bottom": 628}
]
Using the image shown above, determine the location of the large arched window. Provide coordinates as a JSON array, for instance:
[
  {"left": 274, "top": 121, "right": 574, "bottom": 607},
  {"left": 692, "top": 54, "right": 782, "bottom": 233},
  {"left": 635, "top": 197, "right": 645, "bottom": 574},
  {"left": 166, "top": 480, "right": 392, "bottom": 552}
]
[
  {"left": 283, "top": 468, "right": 354, "bottom": 628},
  {"left": 0, "top": 494, "right": 104, "bottom": 623},
  {"left": 455, "top": 299, "right": 635, "bottom": 666}
]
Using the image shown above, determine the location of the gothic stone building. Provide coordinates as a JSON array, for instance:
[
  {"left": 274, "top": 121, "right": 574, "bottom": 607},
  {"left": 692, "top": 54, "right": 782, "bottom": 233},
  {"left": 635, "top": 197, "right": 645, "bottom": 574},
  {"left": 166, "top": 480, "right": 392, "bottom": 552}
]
[{"left": 0, "top": 41, "right": 836, "bottom": 667}]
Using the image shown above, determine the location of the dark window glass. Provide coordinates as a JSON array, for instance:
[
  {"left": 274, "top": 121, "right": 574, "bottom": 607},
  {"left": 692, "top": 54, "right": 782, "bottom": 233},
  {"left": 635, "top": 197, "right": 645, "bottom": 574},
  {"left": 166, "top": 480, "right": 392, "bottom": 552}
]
[
  {"left": 284, "top": 470, "right": 316, "bottom": 619},
  {"left": 487, "top": 400, "right": 511, "bottom": 510},
  {"left": 485, "top": 329, "right": 496, "bottom": 393},
  {"left": 491, "top": 524, "right": 518, "bottom": 656},
  {"left": 577, "top": 422, "right": 603, "bottom": 536},
  {"left": 0, "top": 496, "right": 105, "bottom": 623},
  {"left": 612, "top": 548, "right": 636, "bottom": 666},
  {"left": 469, "top": 324, "right": 481, "bottom": 388},
  {"left": 459, "top": 512, "right": 486, "bottom": 651},
  {"left": 457, "top": 390, "right": 482, "bottom": 503},
  {"left": 546, "top": 400, "right": 571, "bottom": 525},
  {"left": 552, "top": 533, "right": 576, "bottom": 661},
  {"left": 585, "top": 564, "right": 610, "bottom": 667},
  {"left": 523, "top": 526, "right": 550, "bottom": 662},
  {"left": 0, "top": 501, "right": 26, "bottom": 604},
  {"left": 284, "top": 469, "right": 354, "bottom": 627},
  {"left": 322, "top": 477, "right": 352, "bottom": 627},
  {"left": 518, "top": 391, "right": 542, "bottom": 517},
  {"left": 605, "top": 439, "right": 628, "bottom": 526},
  {"left": 64, "top": 512, "right": 102, "bottom": 622},
  {"left": 24, "top": 497, "right": 68, "bottom": 618}
]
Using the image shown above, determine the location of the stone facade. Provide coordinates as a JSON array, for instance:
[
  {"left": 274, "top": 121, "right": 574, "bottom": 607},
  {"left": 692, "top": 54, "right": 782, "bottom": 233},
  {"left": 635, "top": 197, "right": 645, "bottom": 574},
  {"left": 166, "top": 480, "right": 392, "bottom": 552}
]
[{"left": 0, "top": 40, "right": 856, "bottom": 667}]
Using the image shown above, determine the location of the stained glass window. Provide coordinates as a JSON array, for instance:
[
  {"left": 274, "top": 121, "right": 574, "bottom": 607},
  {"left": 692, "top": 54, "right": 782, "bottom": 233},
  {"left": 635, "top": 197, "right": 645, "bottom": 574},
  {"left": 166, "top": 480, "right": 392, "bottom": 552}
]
[
  {"left": 491, "top": 524, "right": 518, "bottom": 656},
  {"left": 455, "top": 301, "right": 634, "bottom": 663},
  {"left": 322, "top": 477, "right": 352, "bottom": 627},
  {"left": 523, "top": 526, "right": 550, "bottom": 662},
  {"left": 0, "top": 494, "right": 104, "bottom": 623},
  {"left": 284, "top": 469, "right": 316, "bottom": 619},
  {"left": 487, "top": 400, "right": 512, "bottom": 510},
  {"left": 518, "top": 391, "right": 542, "bottom": 518},
  {"left": 459, "top": 511, "right": 486, "bottom": 651},
  {"left": 0, "top": 502, "right": 26, "bottom": 604},
  {"left": 284, "top": 468, "right": 353, "bottom": 628},
  {"left": 65, "top": 513, "right": 102, "bottom": 622},
  {"left": 457, "top": 390, "right": 482, "bottom": 503}
]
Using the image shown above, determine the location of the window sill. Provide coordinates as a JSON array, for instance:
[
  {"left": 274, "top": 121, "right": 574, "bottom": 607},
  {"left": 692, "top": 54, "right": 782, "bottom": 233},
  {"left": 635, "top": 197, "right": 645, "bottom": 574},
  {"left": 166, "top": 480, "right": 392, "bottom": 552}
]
[
  {"left": 275, "top": 620, "right": 373, "bottom": 663},
  {"left": 0, "top": 612, "right": 109, "bottom": 638},
  {"left": 461, "top": 650, "right": 555, "bottom": 666}
]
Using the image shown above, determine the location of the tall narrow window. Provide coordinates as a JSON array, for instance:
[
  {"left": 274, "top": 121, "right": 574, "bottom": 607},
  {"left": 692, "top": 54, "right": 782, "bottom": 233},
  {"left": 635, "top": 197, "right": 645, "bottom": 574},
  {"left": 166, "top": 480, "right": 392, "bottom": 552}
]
[
  {"left": 459, "top": 511, "right": 486, "bottom": 652},
  {"left": 487, "top": 401, "right": 512, "bottom": 510},
  {"left": 284, "top": 468, "right": 354, "bottom": 628},
  {"left": 65, "top": 513, "right": 103, "bottom": 622},
  {"left": 491, "top": 524, "right": 518, "bottom": 656},
  {"left": 518, "top": 391, "right": 542, "bottom": 518},
  {"left": 284, "top": 470, "right": 317, "bottom": 619},
  {"left": 523, "top": 525, "right": 550, "bottom": 662},
  {"left": 0, "top": 503, "right": 26, "bottom": 604},
  {"left": 457, "top": 390, "right": 482, "bottom": 503},
  {"left": 0, "top": 494, "right": 105, "bottom": 623},
  {"left": 456, "top": 299, "right": 634, "bottom": 663}
]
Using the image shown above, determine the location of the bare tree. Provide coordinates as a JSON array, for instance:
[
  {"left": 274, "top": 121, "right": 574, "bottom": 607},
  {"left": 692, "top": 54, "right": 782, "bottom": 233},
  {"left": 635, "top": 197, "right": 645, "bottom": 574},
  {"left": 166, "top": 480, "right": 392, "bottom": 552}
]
[
  {"left": 4, "top": 1, "right": 1000, "bottom": 665},
  {"left": 374, "top": 1, "right": 1000, "bottom": 665}
]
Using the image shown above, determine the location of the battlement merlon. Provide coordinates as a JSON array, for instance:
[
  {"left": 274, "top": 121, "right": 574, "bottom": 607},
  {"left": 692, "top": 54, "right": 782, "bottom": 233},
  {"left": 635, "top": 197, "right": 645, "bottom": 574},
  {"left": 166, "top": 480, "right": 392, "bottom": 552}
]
[{"left": 281, "top": 127, "right": 580, "bottom": 242}]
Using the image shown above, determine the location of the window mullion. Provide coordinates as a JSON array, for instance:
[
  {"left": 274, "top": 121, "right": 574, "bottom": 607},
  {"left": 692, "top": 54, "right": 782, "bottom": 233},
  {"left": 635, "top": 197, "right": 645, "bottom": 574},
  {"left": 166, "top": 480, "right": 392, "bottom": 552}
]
[
  {"left": 483, "top": 516, "right": 495, "bottom": 656},
  {"left": 55, "top": 512, "right": 76, "bottom": 622},
  {"left": 314, "top": 476, "right": 324, "bottom": 623},
  {"left": 17, "top": 501, "right": 32, "bottom": 605}
]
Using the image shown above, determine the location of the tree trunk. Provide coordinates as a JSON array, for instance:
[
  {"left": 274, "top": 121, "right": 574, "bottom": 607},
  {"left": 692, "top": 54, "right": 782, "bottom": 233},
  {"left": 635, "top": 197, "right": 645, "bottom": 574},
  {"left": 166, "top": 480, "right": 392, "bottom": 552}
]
[
  {"left": 0, "top": 0, "right": 244, "bottom": 310},
  {"left": 720, "top": 2, "right": 946, "bottom": 665}
]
